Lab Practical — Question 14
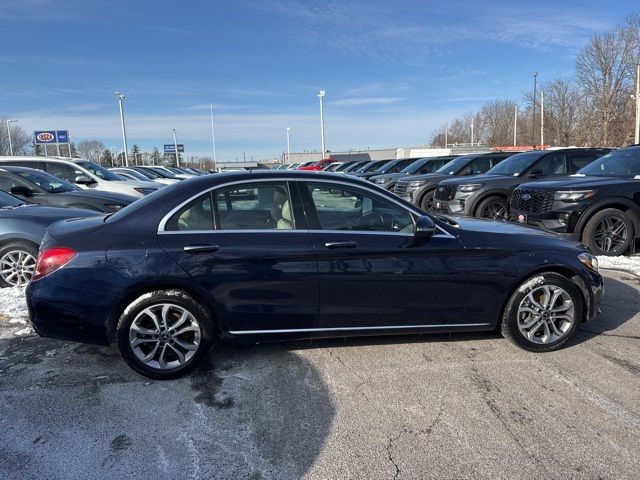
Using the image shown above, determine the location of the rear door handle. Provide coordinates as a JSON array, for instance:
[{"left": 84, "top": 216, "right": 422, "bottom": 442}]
[
  {"left": 324, "top": 241, "right": 358, "bottom": 249},
  {"left": 183, "top": 244, "right": 220, "bottom": 253}
]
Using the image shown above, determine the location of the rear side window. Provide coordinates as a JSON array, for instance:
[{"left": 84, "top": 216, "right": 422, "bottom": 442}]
[
  {"left": 165, "top": 193, "right": 214, "bottom": 231},
  {"left": 215, "top": 182, "right": 294, "bottom": 230}
]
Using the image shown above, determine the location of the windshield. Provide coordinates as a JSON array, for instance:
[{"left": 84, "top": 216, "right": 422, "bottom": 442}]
[
  {"left": 76, "top": 161, "right": 123, "bottom": 181},
  {"left": 0, "top": 190, "right": 24, "bottom": 207},
  {"left": 133, "top": 167, "right": 160, "bottom": 179},
  {"left": 150, "top": 167, "right": 177, "bottom": 178},
  {"left": 578, "top": 148, "right": 640, "bottom": 177},
  {"left": 17, "top": 169, "right": 77, "bottom": 193},
  {"left": 485, "top": 151, "right": 544, "bottom": 176},
  {"left": 115, "top": 169, "right": 149, "bottom": 181},
  {"left": 435, "top": 156, "right": 474, "bottom": 175},
  {"left": 401, "top": 159, "right": 427, "bottom": 174}
]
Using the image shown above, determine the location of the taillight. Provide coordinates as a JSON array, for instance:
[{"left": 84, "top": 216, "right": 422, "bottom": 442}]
[{"left": 32, "top": 247, "right": 76, "bottom": 281}]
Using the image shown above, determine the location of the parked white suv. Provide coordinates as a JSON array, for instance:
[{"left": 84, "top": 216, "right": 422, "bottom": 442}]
[{"left": 0, "top": 157, "right": 160, "bottom": 198}]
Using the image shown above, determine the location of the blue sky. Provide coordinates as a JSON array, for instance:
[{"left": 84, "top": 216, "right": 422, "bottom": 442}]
[{"left": 0, "top": 0, "right": 637, "bottom": 161}]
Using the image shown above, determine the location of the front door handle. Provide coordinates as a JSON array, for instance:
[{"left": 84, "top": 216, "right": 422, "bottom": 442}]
[
  {"left": 183, "top": 244, "right": 220, "bottom": 253},
  {"left": 324, "top": 241, "right": 358, "bottom": 249}
]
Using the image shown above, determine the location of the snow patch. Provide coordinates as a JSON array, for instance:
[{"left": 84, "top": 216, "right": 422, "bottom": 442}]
[
  {"left": 597, "top": 255, "right": 640, "bottom": 276},
  {"left": 0, "top": 286, "right": 32, "bottom": 337},
  {"left": 518, "top": 275, "right": 545, "bottom": 293}
]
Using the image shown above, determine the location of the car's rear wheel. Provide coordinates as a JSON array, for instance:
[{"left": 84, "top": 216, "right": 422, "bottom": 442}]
[
  {"left": 582, "top": 208, "right": 633, "bottom": 256},
  {"left": 0, "top": 241, "right": 38, "bottom": 287},
  {"left": 501, "top": 272, "right": 583, "bottom": 352},
  {"left": 419, "top": 189, "right": 436, "bottom": 212},
  {"left": 476, "top": 196, "right": 509, "bottom": 220},
  {"left": 116, "top": 290, "right": 215, "bottom": 379}
]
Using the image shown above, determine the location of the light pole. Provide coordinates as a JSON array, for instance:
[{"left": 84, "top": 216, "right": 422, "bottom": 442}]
[
  {"left": 514, "top": 104, "right": 518, "bottom": 147},
  {"left": 532, "top": 72, "right": 538, "bottom": 147},
  {"left": 172, "top": 129, "right": 180, "bottom": 167},
  {"left": 286, "top": 127, "right": 291, "bottom": 165},
  {"left": 470, "top": 121, "right": 474, "bottom": 146},
  {"left": 4, "top": 119, "right": 17, "bottom": 156},
  {"left": 210, "top": 102, "right": 217, "bottom": 167},
  {"left": 114, "top": 92, "right": 129, "bottom": 166},
  {"left": 634, "top": 63, "right": 640, "bottom": 145},
  {"left": 540, "top": 90, "right": 545, "bottom": 146},
  {"left": 317, "top": 90, "right": 326, "bottom": 156},
  {"left": 444, "top": 123, "right": 448, "bottom": 148}
]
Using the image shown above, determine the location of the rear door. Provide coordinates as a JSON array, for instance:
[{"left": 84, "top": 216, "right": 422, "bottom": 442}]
[{"left": 157, "top": 180, "right": 319, "bottom": 334}]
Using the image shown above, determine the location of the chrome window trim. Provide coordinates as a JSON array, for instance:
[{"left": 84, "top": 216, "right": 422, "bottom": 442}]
[
  {"left": 228, "top": 323, "right": 490, "bottom": 335},
  {"left": 157, "top": 176, "right": 455, "bottom": 238}
]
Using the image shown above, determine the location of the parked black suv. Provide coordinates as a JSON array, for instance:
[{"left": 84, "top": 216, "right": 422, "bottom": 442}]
[
  {"left": 434, "top": 148, "right": 611, "bottom": 219},
  {"left": 510, "top": 145, "right": 640, "bottom": 256},
  {"left": 392, "top": 156, "right": 461, "bottom": 201},
  {"left": 370, "top": 156, "right": 458, "bottom": 191},
  {"left": 394, "top": 152, "right": 517, "bottom": 210},
  {"left": 348, "top": 159, "right": 394, "bottom": 178}
]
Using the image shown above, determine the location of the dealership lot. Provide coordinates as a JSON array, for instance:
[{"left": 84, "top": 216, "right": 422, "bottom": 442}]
[{"left": 0, "top": 269, "right": 638, "bottom": 480}]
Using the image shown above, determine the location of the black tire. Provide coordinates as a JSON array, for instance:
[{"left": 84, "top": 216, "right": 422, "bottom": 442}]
[
  {"left": 582, "top": 208, "right": 633, "bottom": 256},
  {"left": 116, "top": 289, "right": 215, "bottom": 379},
  {"left": 475, "top": 196, "right": 509, "bottom": 220},
  {"left": 0, "top": 241, "right": 39, "bottom": 287},
  {"left": 501, "top": 272, "right": 583, "bottom": 352},
  {"left": 419, "top": 189, "right": 436, "bottom": 212}
]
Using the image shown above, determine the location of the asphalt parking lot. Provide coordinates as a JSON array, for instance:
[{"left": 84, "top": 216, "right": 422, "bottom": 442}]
[{"left": 0, "top": 269, "right": 639, "bottom": 480}]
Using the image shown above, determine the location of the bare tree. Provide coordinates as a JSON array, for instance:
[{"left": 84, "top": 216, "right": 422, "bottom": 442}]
[
  {"left": 541, "top": 79, "right": 582, "bottom": 146},
  {"left": 0, "top": 117, "right": 31, "bottom": 155},
  {"left": 575, "top": 18, "right": 638, "bottom": 146},
  {"left": 479, "top": 99, "right": 517, "bottom": 146},
  {"left": 76, "top": 139, "right": 106, "bottom": 162}
]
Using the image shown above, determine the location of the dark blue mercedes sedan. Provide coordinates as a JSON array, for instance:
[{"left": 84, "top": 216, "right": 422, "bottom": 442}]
[{"left": 26, "top": 171, "right": 603, "bottom": 379}]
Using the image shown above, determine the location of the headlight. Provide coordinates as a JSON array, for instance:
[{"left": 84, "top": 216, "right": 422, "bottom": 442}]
[
  {"left": 578, "top": 252, "right": 599, "bottom": 272},
  {"left": 374, "top": 178, "right": 387, "bottom": 184},
  {"left": 554, "top": 190, "right": 597, "bottom": 202},
  {"left": 133, "top": 187, "right": 157, "bottom": 195},
  {"left": 407, "top": 180, "right": 427, "bottom": 187},
  {"left": 104, "top": 204, "right": 124, "bottom": 211},
  {"left": 459, "top": 183, "right": 484, "bottom": 192}
]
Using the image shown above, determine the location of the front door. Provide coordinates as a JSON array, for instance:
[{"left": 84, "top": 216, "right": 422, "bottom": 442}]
[{"left": 299, "top": 180, "right": 468, "bottom": 330}]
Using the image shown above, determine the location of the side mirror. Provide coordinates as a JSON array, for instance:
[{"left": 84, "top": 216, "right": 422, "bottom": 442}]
[
  {"left": 75, "top": 175, "right": 94, "bottom": 185},
  {"left": 415, "top": 215, "right": 436, "bottom": 238},
  {"left": 10, "top": 185, "right": 34, "bottom": 197},
  {"left": 527, "top": 169, "right": 543, "bottom": 178}
]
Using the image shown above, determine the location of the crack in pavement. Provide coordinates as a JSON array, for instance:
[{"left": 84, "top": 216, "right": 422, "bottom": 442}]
[{"left": 385, "top": 395, "right": 447, "bottom": 480}]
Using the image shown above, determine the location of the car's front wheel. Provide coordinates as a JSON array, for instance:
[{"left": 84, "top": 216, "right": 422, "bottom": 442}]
[
  {"left": 476, "top": 196, "right": 509, "bottom": 220},
  {"left": 419, "top": 189, "right": 436, "bottom": 212},
  {"left": 501, "top": 272, "right": 583, "bottom": 352},
  {"left": 116, "top": 290, "right": 215, "bottom": 379},
  {"left": 582, "top": 208, "right": 633, "bottom": 256}
]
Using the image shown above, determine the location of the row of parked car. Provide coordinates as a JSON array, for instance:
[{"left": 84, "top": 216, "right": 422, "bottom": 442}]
[
  {"left": 309, "top": 146, "right": 640, "bottom": 256},
  {"left": 0, "top": 156, "right": 212, "bottom": 287}
]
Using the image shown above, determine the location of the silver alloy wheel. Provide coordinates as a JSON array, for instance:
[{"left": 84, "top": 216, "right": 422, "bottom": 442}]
[
  {"left": 481, "top": 202, "right": 508, "bottom": 220},
  {"left": 128, "top": 303, "right": 202, "bottom": 370},
  {"left": 592, "top": 216, "right": 628, "bottom": 252},
  {"left": 516, "top": 285, "right": 575, "bottom": 344},
  {"left": 0, "top": 249, "right": 37, "bottom": 286}
]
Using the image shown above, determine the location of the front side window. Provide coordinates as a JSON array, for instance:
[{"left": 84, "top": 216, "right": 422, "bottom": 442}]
[
  {"left": 215, "top": 182, "right": 294, "bottom": 230},
  {"left": 44, "top": 162, "right": 85, "bottom": 183},
  {"left": 532, "top": 154, "right": 566, "bottom": 175},
  {"left": 305, "top": 182, "right": 414, "bottom": 233}
]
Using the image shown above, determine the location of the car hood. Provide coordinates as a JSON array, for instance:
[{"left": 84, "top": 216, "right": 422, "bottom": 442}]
[
  {"left": 115, "top": 180, "right": 160, "bottom": 189},
  {"left": 439, "top": 174, "right": 513, "bottom": 186},
  {"left": 450, "top": 216, "right": 583, "bottom": 251},
  {"left": 518, "top": 175, "right": 637, "bottom": 190},
  {"left": 397, "top": 172, "right": 445, "bottom": 183},
  {"left": 64, "top": 190, "right": 138, "bottom": 203},
  {"left": 0, "top": 204, "right": 103, "bottom": 221}
]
